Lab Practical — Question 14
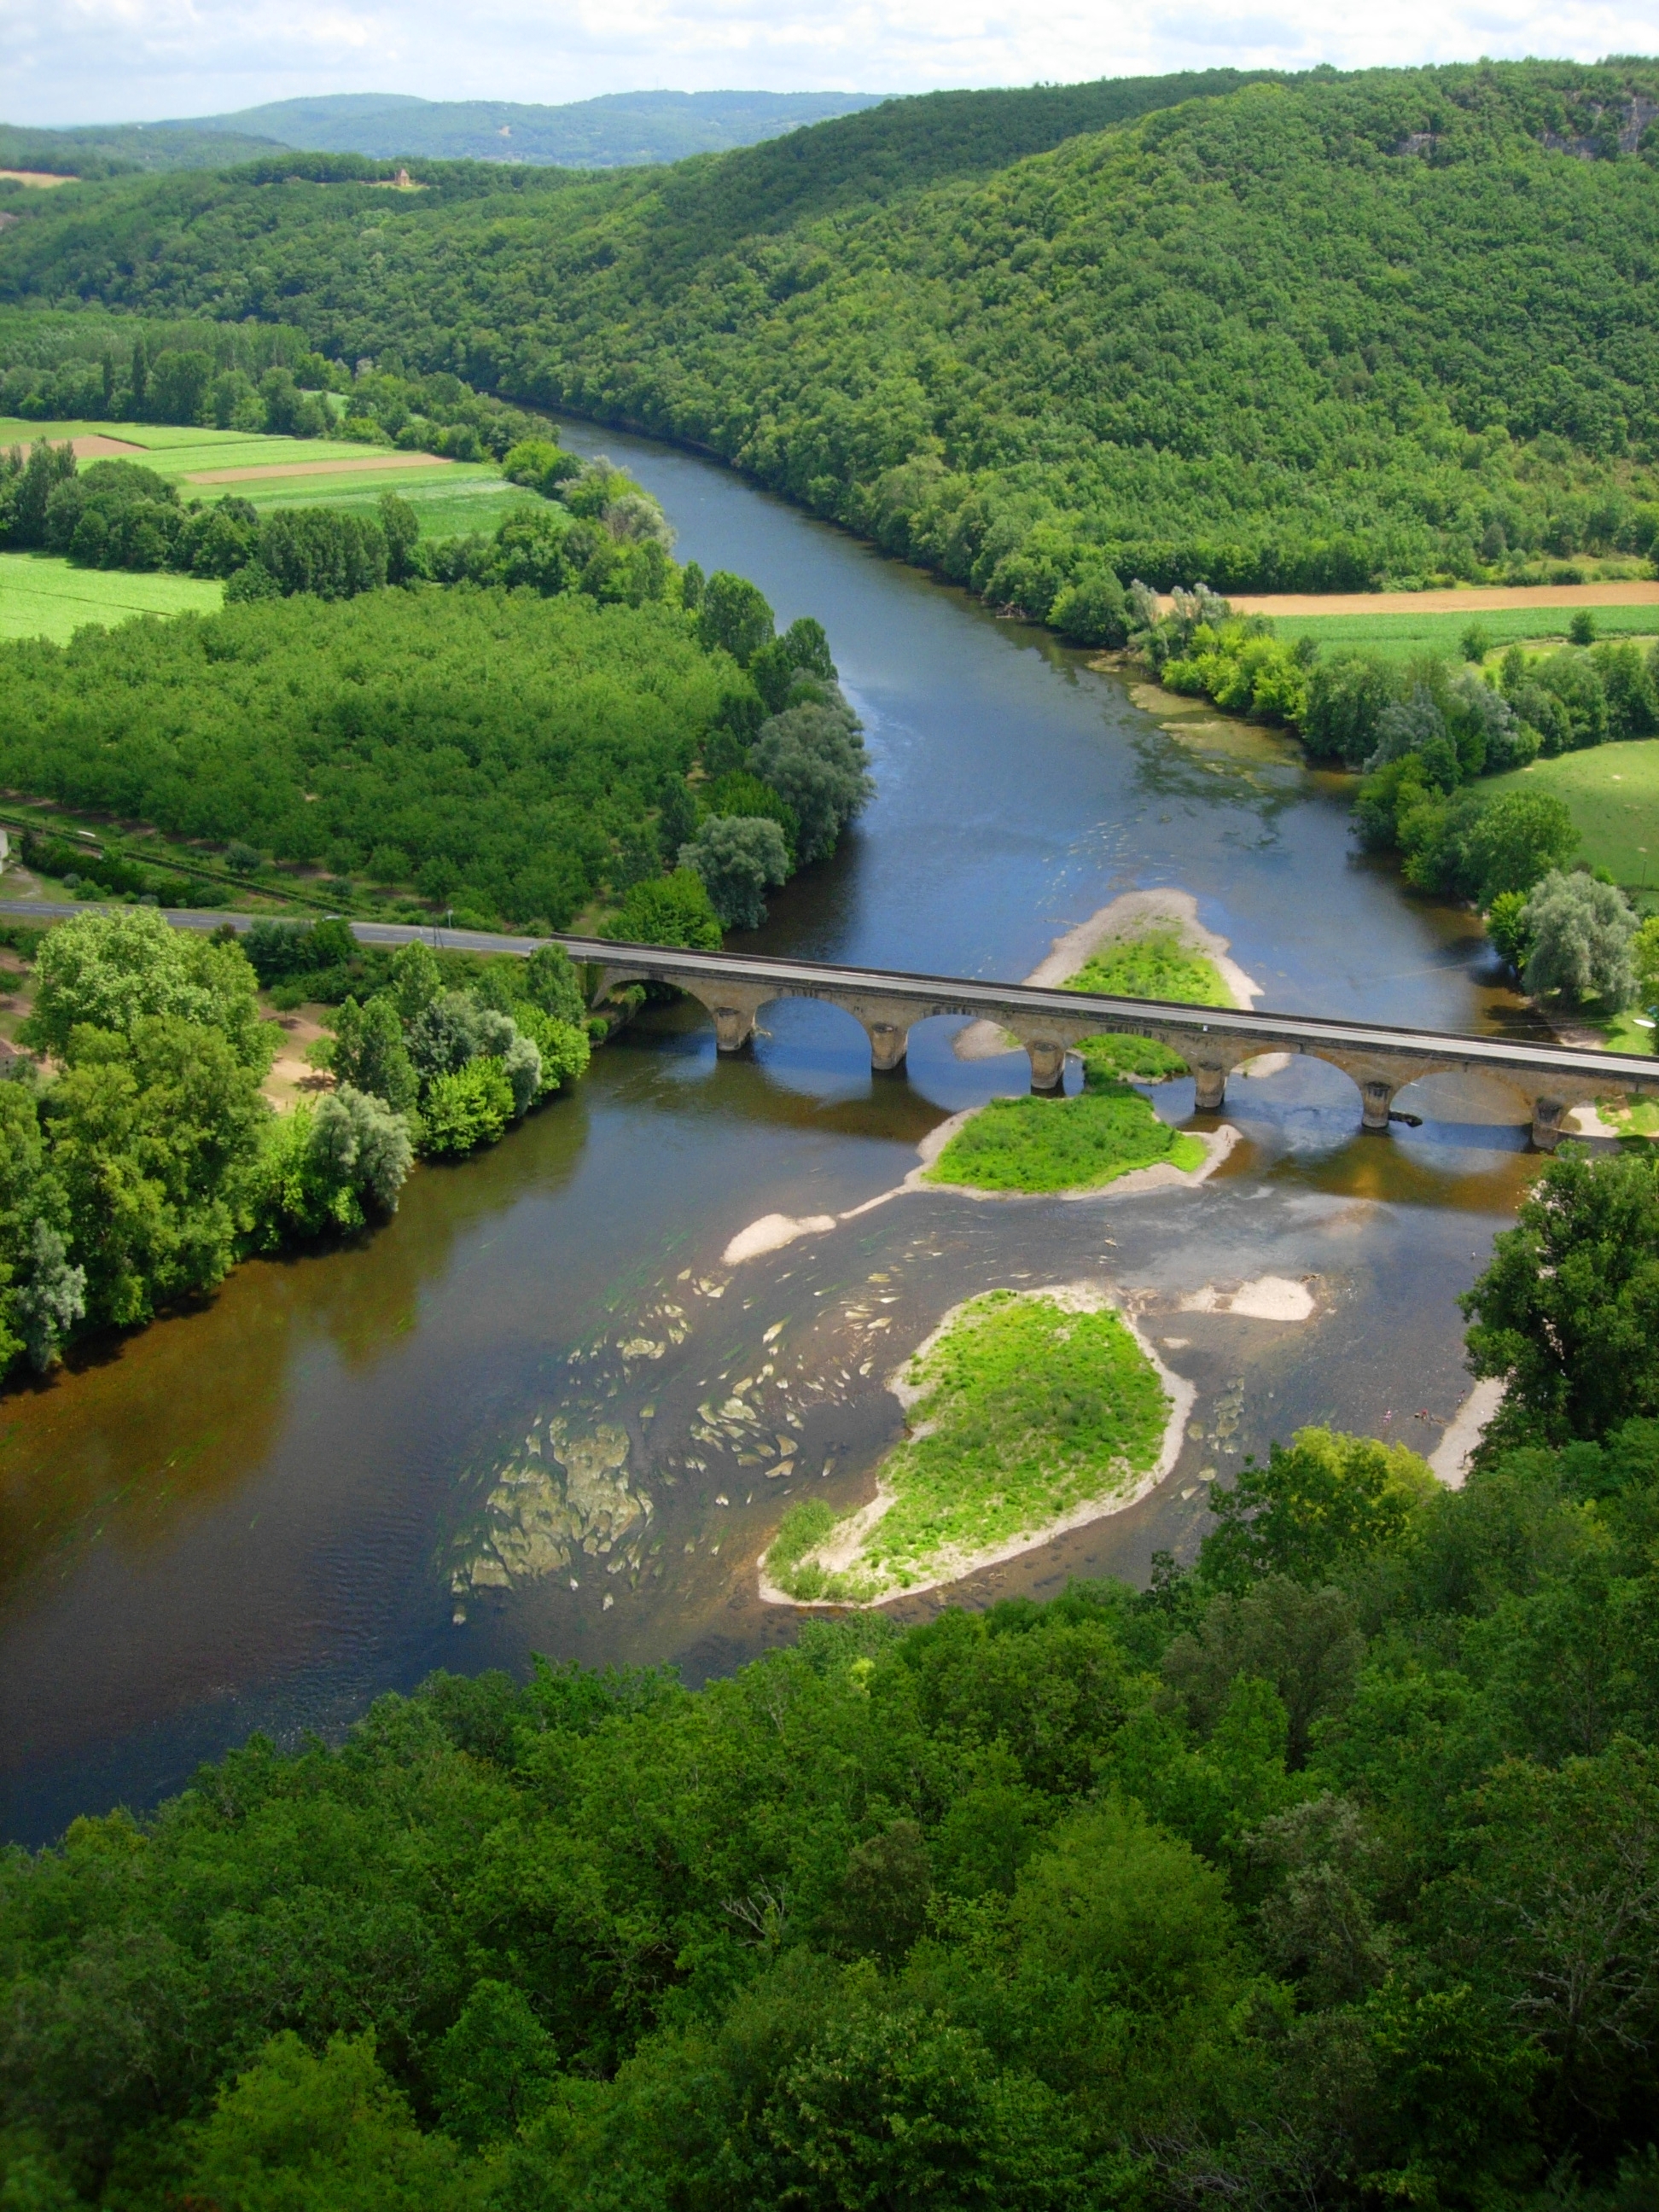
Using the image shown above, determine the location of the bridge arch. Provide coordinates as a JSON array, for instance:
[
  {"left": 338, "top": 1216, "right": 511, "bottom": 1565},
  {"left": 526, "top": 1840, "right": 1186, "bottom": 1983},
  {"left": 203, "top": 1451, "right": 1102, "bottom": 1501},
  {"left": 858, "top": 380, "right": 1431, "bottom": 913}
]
[{"left": 576, "top": 940, "right": 1659, "bottom": 1150}]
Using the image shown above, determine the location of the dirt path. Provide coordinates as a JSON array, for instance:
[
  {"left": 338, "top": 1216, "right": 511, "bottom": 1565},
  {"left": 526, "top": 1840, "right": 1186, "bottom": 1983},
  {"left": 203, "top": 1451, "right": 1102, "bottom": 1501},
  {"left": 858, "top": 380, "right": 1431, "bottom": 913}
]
[
  {"left": 185, "top": 452, "right": 451, "bottom": 485},
  {"left": 1215, "top": 582, "right": 1659, "bottom": 617}
]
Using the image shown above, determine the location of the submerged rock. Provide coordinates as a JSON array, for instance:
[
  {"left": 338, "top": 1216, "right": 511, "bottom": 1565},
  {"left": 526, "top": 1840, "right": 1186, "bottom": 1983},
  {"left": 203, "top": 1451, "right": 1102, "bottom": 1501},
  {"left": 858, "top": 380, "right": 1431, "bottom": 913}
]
[{"left": 449, "top": 1418, "right": 650, "bottom": 1598}]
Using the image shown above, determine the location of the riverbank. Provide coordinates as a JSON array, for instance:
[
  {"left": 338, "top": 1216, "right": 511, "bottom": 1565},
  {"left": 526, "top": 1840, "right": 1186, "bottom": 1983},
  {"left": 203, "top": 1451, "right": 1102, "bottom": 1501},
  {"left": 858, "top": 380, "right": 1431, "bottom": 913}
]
[{"left": 759, "top": 1284, "right": 1193, "bottom": 1608}]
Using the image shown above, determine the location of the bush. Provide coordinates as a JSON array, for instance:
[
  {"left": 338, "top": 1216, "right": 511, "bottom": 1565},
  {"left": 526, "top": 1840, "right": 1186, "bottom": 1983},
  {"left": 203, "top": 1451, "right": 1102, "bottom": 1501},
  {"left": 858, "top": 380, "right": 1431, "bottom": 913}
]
[
  {"left": 421, "top": 1057, "right": 515, "bottom": 1155},
  {"left": 602, "top": 869, "right": 723, "bottom": 950}
]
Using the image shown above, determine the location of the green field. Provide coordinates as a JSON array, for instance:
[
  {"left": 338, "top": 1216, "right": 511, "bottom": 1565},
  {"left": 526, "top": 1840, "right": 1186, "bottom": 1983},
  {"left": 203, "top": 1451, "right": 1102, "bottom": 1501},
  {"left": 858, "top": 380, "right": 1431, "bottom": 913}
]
[
  {"left": 0, "top": 419, "right": 504, "bottom": 533},
  {"left": 0, "top": 550, "right": 222, "bottom": 642},
  {"left": 1484, "top": 739, "right": 1659, "bottom": 894},
  {"left": 1274, "top": 604, "right": 1659, "bottom": 663}
]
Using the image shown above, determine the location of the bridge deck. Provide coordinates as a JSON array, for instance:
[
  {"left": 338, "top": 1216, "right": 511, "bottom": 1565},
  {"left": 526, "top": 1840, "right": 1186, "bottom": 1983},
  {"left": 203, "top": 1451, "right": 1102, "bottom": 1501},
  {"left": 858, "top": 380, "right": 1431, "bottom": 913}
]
[{"left": 562, "top": 934, "right": 1659, "bottom": 1090}]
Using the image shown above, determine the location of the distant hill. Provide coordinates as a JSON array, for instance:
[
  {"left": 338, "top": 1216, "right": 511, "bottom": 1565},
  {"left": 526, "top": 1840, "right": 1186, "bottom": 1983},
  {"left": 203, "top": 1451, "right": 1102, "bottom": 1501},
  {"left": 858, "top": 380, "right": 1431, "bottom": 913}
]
[{"left": 0, "top": 90, "right": 890, "bottom": 179}]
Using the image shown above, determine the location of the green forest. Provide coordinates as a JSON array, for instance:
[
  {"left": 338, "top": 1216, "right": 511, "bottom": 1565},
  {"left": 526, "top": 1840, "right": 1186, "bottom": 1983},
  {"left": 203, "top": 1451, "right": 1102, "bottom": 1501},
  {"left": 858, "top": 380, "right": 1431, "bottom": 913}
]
[
  {"left": 0, "top": 908, "right": 596, "bottom": 1382},
  {"left": 0, "top": 555, "right": 863, "bottom": 931},
  {"left": 3, "top": 1140, "right": 1659, "bottom": 2207},
  {"left": 0, "top": 309, "right": 544, "bottom": 458},
  {"left": 3, "top": 63, "right": 1658, "bottom": 605}
]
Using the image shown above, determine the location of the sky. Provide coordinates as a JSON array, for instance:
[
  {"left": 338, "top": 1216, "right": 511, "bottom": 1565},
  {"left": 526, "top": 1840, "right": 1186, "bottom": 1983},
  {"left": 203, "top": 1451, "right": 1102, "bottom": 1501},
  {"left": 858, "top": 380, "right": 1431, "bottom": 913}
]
[{"left": 6, "top": 0, "right": 1657, "bottom": 129}]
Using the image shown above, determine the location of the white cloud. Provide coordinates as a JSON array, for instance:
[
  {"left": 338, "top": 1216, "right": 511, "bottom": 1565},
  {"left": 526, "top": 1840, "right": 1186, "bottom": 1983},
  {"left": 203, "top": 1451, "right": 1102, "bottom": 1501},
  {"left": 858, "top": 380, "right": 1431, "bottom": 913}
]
[{"left": 3, "top": 0, "right": 1655, "bottom": 129}]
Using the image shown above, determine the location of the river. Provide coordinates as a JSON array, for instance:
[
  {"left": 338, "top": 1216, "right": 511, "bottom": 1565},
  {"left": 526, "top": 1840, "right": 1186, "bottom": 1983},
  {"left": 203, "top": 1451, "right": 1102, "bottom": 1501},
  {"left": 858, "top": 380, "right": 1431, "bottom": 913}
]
[{"left": 0, "top": 424, "right": 1539, "bottom": 1845}]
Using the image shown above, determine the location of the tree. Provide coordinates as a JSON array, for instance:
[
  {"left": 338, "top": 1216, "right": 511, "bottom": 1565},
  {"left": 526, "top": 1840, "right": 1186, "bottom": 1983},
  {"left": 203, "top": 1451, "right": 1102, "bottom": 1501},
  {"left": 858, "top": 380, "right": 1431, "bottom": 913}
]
[
  {"left": 1303, "top": 651, "right": 1396, "bottom": 766},
  {"left": 329, "top": 996, "right": 417, "bottom": 1112},
  {"left": 679, "top": 814, "right": 790, "bottom": 929},
  {"left": 256, "top": 508, "right": 388, "bottom": 600},
  {"left": 388, "top": 941, "right": 442, "bottom": 1024},
  {"left": 378, "top": 490, "right": 421, "bottom": 584},
  {"left": 189, "top": 2030, "right": 468, "bottom": 2212},
  {"left": 310, "top": 1086, "right": 413, "bottom": 1212},
  {"left": 45, "top": 1014, "right": 269, "bottom": 1328},
  {"left": 1462, "top": 1144, "right": 1659, "bottom": 1444},
  {"left": 749, "top": 703, "right": 872, "bottom": 864},
  {"left": 696, "top": 571, "right": 775, "bottom": 667},
  {"left": 421, "top": 1058, "right": 514, "bottom": 1155},
  {"left": 601, "top": 869, "right": 723, "bottom": 950},
  {"left": 434, "top": 1981, "right": 559, "bottom": 2147},
  {"left": 1633, "top": 914, "right": 1659, "bottom": 1009},
  {"left": 1464, "top": 789, "right": 1578, "bottom": 906},
  {"left": 1050, "top": 563, "right": 1129, "bottom": 647},
  {"left": 1162, "top": 1577, "right": 1365, "bottom": 1767},
  {"left": 1486, "top": 888, "right": 1534, "bottom": 974},
  {"left": 1522, "top": 870, "right": 1637, "bottom": 1008},
  {"left": 1198, "top": 1427, "right": 1438, "bottom": 1593},
  {"left": 23, "top": 907, "right": 272, "bottom": 1073}
]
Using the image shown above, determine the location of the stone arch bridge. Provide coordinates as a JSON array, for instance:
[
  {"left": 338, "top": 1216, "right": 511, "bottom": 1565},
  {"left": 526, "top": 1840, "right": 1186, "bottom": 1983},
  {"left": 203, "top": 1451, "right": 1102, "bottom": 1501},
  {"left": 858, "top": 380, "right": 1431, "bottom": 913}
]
[{"left": 562, "top": 934, "right": 1659, "bottom": 1151}]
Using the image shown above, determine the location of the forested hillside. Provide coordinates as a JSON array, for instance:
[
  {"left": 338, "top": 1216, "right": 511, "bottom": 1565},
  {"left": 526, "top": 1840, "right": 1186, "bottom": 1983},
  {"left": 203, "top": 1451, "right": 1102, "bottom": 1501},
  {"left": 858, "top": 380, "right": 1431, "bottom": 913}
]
[
  {"left": 5, "top": 1138, "right": 1659, "bottom": 2208},
  {"left": 3, "top": 62, "right": 1658, "bottom": 601}
]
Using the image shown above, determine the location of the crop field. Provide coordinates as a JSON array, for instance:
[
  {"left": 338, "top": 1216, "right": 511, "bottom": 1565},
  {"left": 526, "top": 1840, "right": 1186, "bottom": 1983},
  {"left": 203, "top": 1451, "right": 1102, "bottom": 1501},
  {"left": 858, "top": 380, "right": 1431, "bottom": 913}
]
[
  {"left": 1483, "top": 738, "right": 1659, "bottom": 893},
  {"left": 1272, "top": 603, "right": 1659, "bottom": 663},
  {"left": 0, "top": 551, "right": 222, "bottom": 643},
  {"left": 0, "top": 419, "right": 503, "bottom": 533}
]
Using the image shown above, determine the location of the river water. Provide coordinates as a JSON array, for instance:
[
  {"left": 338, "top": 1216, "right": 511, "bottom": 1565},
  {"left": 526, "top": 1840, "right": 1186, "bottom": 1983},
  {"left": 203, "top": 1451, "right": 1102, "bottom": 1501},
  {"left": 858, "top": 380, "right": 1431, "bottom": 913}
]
[{"left": 0, "top": 426, "right": 1539, "bottom": 1845}]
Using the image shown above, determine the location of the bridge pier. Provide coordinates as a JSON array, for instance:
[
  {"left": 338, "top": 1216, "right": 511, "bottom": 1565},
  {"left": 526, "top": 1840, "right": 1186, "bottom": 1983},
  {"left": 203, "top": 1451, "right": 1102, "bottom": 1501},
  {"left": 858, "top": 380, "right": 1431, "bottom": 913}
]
[
  {"left": 1360, "top": 1080, "right": 1396, "bottom": 1133},
  {"left": 1192, "top": 1062, "right": 1228, "bottom": 1112},
  {"left": 1026, "top": 1039, "right": 1068, "bottom": 1092},
  {"left": 712, "top": 1005, "right": 757, "bottom": 1053},
  {"left": 1531, "top": 1097, "right": 1568, "bottom": 1151},
  {"left": 865, "top": 1021, "right": 909, "bottom": 1074}
]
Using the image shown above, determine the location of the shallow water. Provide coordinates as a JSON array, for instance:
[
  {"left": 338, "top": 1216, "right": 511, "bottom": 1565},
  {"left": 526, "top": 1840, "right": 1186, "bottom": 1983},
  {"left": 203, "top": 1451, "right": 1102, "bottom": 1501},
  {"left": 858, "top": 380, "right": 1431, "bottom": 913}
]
[{"left": 0, "top": 426, "right": 1540, "bottom": 1844}]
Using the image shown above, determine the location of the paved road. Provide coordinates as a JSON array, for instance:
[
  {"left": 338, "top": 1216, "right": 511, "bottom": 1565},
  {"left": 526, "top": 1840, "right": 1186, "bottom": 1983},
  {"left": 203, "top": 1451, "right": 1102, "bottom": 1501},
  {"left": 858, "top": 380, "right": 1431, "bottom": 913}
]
[
  {"left": 0, "top": 899, "right": 542, "bottom": 960},
  {"left": 2, "top": 899, "right": 1654, "bottom": 1091}
]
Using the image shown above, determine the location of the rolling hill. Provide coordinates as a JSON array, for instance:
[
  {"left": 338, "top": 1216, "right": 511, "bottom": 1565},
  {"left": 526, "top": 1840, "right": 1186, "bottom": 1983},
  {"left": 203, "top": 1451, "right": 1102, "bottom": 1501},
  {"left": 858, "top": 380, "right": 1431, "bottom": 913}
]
[{"left": 3, "top": 61, "right": 1658, "bottom": 604}]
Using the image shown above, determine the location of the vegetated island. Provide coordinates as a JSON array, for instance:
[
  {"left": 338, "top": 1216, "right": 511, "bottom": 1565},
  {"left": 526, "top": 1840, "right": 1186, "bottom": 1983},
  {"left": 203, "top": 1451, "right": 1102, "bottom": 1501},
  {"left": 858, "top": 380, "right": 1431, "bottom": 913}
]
[
  {"left": 762, "top": 1284, "right": 1190, "bottom": 1605},
  {"left": 928, "top": 889, "right": 1254, "bottom": 1197}
]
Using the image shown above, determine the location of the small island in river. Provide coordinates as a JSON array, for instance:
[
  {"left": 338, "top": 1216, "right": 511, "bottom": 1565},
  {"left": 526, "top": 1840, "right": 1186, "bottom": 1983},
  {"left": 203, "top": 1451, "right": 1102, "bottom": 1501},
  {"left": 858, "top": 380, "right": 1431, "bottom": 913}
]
[{"left": 760, "top": 1284, "right": 1190, "bottom": 1606}]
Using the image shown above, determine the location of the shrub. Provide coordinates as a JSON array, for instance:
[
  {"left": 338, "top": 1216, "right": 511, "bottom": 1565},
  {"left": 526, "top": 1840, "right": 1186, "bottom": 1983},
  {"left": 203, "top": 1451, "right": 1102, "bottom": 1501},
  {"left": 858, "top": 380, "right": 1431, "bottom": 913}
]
[{"left": 421, "top": 1057, "right": 515, "bottom": 1155}]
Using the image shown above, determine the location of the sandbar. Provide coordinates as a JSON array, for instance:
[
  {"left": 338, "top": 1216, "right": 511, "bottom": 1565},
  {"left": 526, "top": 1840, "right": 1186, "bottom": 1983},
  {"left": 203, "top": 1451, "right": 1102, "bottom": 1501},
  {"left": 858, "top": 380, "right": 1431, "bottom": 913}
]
[{"left": 954, "top": 887, "right": 1259, "bottom": 1062}]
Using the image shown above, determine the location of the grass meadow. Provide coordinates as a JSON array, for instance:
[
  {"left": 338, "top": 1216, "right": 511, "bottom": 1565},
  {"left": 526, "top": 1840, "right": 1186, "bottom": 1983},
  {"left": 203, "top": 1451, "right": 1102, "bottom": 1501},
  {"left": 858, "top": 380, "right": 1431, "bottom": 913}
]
[
  {"left": 0, "top": 551, "right": 222, "bottom": 643},
  {"left": 1483, "top": 738, "right": 1659, "bottom": 894}
]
